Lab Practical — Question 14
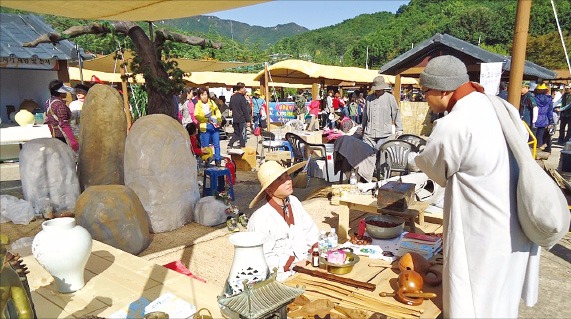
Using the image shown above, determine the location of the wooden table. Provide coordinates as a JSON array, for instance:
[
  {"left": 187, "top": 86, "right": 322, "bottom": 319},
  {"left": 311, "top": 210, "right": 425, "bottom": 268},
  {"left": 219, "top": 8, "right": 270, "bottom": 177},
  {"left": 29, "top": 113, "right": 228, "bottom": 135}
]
[
  {"left": 18, "top": 240, "right": 222, "bottom": 318},
  {"left": 284, "top": 254, "right": 442, "bottom": 319},
  {"left": 336, "top": 194, "right": 441, "bottom": 243}
]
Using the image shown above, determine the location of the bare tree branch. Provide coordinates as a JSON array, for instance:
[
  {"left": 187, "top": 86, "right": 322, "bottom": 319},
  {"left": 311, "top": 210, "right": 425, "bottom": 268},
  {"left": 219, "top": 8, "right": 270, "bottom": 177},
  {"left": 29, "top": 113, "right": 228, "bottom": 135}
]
[
  {"left": 23, "top": 21, "right": 221, "bottom": 49},
  {"left": 156, "top": 30, "right": 222, "bottom": 49}
]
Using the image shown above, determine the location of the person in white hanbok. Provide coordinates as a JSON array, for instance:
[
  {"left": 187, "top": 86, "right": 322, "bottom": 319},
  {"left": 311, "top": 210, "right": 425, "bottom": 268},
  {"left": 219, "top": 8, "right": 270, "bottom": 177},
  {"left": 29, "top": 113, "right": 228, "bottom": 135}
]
[
  {"left": 248, "top": 161, "right": 319, "bottom": 281},
  {"left": 414, "top": 56, "right": 540, "bottom": 318}
]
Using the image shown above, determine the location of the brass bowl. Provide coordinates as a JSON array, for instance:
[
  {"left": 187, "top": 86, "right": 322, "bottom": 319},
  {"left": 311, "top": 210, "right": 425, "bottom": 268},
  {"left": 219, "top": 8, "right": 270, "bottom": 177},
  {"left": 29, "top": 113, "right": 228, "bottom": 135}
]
[
  {"left": 364, "top": 215, "right": 405, "bottom": 239},
  {"left": 319, "top": 252, "right": 360, "bottom": 275}
]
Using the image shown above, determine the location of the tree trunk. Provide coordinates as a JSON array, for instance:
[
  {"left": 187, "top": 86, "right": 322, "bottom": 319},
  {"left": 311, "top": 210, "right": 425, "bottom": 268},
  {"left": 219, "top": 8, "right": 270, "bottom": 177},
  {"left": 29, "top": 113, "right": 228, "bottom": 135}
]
[{"left": 124, "top": 23, "right": 177, "bottom": 119}]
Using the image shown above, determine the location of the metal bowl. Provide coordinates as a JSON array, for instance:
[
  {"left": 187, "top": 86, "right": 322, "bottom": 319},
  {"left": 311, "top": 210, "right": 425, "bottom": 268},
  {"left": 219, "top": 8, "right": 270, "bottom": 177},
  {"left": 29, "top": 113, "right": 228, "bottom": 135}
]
[
  {"left": 364, "top": 215, "right": 405, "bottom": 239},
  {"left": 319, "top": 252, "right": 360, "bottom": 275}
]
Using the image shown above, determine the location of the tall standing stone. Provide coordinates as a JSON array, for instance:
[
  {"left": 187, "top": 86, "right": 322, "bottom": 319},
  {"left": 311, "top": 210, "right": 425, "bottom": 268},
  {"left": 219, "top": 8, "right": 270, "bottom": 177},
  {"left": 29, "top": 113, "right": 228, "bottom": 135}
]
[
  {"left": 19, "top": 138, "right": 80, "bottom": 213},
  {"left": 124, "top": 114, "right": 200, "bottom": 233},
  {"left": 77, "top": 84, "right": 126, "bottom": 191}
]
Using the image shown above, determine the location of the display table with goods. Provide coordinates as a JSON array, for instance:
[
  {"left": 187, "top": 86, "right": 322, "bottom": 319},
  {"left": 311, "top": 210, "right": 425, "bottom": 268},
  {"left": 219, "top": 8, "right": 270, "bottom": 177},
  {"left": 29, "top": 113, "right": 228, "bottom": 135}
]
[
  {"left": 335, "top": 191, "right": 440, "bottom": 244},
  {"left": 284, "top": 246, "right": 443, "bottom": 318},
  {"left": 17, "top": 240, "right": 222, "bottom": 318}
]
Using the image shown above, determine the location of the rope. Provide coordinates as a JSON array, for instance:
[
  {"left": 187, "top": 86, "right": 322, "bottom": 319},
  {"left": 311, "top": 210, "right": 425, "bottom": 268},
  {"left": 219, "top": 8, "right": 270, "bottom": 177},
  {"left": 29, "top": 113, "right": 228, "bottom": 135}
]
[{"left": 551, "top": 0, "right": 571, "bottom": 74}]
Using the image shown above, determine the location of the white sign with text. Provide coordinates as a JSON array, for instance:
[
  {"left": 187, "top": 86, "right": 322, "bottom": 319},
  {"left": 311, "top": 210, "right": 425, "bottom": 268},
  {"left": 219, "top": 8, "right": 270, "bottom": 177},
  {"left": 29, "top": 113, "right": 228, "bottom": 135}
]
[{"left": 480, "top": 62, "right": 503, "bottom": 95}]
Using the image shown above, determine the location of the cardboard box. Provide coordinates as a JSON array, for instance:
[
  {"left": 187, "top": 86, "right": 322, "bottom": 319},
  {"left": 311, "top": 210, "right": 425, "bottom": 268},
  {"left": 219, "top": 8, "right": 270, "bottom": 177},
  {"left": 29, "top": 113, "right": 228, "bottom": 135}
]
[
  {"left": 230, "top": 147, "right": 257, "bottom": 171},
  {"left": 265, "top": 151, "right": 291, "bottom": 162}
]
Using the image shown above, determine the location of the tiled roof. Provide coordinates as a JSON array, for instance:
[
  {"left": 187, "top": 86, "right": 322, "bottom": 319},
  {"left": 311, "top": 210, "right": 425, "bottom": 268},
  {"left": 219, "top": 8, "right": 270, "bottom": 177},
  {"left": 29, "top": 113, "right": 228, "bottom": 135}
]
[
  {"left": 379, "top": 33, "right": 556, "bottom": 80},
  {"left": 0, "top": 13, "right": 92, "bottom": 61}
]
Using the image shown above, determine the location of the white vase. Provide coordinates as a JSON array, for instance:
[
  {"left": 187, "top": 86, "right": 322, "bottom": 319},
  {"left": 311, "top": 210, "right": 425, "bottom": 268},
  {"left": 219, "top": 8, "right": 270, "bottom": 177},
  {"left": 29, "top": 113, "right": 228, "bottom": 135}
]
[
  {"left": 224, "top": 232, "right": 269, "bottom": 296},
  {"left": 32, "top": 217, "right": 92, "bottom": 293}
]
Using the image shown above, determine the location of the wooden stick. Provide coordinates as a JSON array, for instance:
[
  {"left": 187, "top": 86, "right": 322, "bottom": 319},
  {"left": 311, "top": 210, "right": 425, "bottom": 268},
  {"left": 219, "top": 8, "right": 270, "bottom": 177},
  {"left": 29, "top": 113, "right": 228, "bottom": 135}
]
[
  {"left": 352, "top": 291, "right": 424, "bottom": 314},
  {"left": 293, "top": 266, "right": 376, "bottom": 291},
  {"left": 380, "top": 291, "right": 437, "bottom": 298}
]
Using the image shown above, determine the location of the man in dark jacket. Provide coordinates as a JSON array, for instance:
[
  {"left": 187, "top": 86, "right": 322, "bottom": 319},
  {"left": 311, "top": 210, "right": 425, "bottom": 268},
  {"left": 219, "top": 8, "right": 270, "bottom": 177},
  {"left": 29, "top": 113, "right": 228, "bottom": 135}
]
[
  {"left": 557, "top": 84, "right": 571, "bottom": 144},
  {"left": 228, "top": 82, "right": 251, "bottom": 148}
]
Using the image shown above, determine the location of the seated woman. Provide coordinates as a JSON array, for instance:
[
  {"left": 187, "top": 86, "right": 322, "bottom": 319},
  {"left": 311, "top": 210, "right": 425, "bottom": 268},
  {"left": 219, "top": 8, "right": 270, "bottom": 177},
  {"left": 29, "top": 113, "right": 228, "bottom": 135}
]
[
  {"left": 247, "top": 161, "right": 319, "bottom": 281},
  {"left": 185, "top": 122, "right": 202, "bottom": 157}
]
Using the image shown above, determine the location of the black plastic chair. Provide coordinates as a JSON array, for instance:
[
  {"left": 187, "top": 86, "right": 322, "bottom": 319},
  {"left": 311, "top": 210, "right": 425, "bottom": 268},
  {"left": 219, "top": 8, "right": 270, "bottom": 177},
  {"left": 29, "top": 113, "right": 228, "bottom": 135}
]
[
  {"left": 259, "top": 130, "right": 286, "bottom": 160},
  {"left": 376, "top": 140, "right": 417, "bottom": 180},
  {"left": 397, "top": 134, "right": 427, "bottom": 150},
  {"left": 284, "top": 132, "right": 330, "bottom": 182}
]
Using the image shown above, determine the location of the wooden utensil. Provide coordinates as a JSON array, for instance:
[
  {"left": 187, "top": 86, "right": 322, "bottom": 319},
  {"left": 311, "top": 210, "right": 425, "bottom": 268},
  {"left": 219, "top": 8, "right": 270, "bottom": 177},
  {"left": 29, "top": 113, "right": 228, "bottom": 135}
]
[
  {"left": 292, "top": 266, "right": 376, "bottom": 291},
  {"left": 379, "top": 292, "right": 437, "bottom": 299}
]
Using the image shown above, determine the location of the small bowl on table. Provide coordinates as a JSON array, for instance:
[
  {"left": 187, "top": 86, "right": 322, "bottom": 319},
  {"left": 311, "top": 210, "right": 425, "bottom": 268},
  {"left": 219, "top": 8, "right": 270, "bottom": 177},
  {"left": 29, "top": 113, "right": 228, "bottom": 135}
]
[
  {"left": 319, "top": 251, "right": 360, "bottom": 275},
  {"left": 364, "top": 215, "right": 405, "bottom": 239}
]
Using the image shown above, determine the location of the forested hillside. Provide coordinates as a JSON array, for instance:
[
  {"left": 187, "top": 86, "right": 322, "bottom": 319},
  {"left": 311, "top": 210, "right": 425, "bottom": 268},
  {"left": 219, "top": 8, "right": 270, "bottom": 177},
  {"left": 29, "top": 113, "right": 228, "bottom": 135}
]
[
  {"left": 2, "top": 0, "right": 570, "bottom": 71},
  {"left": 269, "top": 0, "right": 571, "bottom": 70},
  {"left": 161, "top": 15, "right": 308, "bottom": 48}
]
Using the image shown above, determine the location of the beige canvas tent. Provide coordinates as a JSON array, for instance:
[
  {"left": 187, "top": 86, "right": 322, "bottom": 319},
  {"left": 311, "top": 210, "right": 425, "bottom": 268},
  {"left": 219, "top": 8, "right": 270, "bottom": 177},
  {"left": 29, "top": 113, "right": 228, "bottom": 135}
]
[
  {"left": 254, "top": 59, "right": 418, "bottom": 86},
  {"left": 0, "top": 1, "right": 268, "bottom": 21},
  {"left": 75, "top": 51, "right": 257, "bottom": 74}
]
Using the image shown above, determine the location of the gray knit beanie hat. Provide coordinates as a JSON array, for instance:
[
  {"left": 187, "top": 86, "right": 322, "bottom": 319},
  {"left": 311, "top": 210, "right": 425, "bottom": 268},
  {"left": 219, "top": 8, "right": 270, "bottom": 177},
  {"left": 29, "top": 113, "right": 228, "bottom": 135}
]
[{"left": 419, "top": 55, "right": 469, "bottom": 91}]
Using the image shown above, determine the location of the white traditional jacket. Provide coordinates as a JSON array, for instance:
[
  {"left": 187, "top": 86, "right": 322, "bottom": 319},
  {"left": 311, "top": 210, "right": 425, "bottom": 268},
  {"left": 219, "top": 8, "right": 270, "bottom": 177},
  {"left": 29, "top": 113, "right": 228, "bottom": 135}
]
[
  {"left": 415, "top": 91, "right": 540, "bottom": 318},
  {"left": 248, "top": 195, "right": 319, "bottom": 281}
]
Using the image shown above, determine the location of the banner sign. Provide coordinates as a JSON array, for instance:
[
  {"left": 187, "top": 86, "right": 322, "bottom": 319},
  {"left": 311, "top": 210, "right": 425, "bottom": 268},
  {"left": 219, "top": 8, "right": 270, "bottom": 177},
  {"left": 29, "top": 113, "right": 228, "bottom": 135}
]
[
  {"left": 268, "top": 102, "right": 311, "bottom": 123},
  {"left": 0, "top": 56, "right": 57, "bottom": 70},
  {"left": 479, "top": 62, "right": 503, "bottom": 95}
]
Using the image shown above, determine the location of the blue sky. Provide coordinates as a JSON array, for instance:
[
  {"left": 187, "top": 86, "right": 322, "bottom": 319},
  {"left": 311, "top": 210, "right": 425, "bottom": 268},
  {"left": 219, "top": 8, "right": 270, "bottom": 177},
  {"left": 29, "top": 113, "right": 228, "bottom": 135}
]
[{"left": 209, "top": 1, "right": 410, "bottom": 30}]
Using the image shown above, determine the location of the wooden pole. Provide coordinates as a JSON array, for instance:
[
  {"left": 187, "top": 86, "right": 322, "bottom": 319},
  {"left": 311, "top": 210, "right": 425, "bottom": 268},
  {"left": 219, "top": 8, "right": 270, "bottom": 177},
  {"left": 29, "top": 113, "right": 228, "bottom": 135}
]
[
  {"left": 119, "top": 61, "right": 132, "bottom": 130},
  {"left": 507, "top": 0, "right": 532, "bottom": 109},
  {"left": 264, "top": 62, "right": 271, "bottom": 132},
  {"left": 393, "top": 74, "right": 402, "bottom": 103}
]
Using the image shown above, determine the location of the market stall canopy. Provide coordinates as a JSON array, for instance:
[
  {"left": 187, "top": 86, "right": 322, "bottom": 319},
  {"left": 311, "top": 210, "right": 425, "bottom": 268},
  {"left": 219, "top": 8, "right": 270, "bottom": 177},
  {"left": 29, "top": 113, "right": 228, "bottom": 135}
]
[
  {"left": 68, "top": 67, "right": 145, "bottom": 84},
  {"left": 73, "top": 50, "right": 258, "bottom": 74},
  {"left": 379, "top": 33, "right": 556, "bottom": 80},
  {"left": 183, "top": 71, "right": 311, "bottom": 89},
  {"left": 0, "top": 1, "right": 269, "bottom": 21},
  {"left": 254, "top": 59, "right": 418, "bottom": 86}
]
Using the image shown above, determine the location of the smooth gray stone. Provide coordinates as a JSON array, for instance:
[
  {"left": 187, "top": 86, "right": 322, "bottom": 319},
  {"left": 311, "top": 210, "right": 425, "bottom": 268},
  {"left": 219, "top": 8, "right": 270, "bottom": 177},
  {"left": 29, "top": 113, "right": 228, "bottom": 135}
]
[
  {"left": 124, "top": 114, "right": 200, "bottom": 233},
  {"left": 77, "top": 84, "right": 127, "bottom": 191},
  {"left": 75, "top": 185, "right": 150, "bottom": 255},
  {"left": 19, "top": 138, "right": 80, "bottom": 213}
]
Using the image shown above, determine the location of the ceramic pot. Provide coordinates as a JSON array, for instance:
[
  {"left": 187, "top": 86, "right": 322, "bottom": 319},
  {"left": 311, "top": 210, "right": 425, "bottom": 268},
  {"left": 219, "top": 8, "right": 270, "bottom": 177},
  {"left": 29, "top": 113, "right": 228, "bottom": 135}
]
[
  {"left": 224, "top": 232, "right": 269, "bottom": 296},
  {"left": 32, "top": 217, "right": 92, "bottom": 293}
]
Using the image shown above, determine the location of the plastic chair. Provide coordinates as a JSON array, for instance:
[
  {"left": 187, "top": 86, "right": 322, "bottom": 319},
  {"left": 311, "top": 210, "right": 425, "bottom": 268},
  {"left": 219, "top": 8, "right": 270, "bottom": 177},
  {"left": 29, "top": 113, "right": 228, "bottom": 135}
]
[
  {"left": 397, "top": 134, "right": 426, "bottom": 149},
  {"left": 203, "top": 166, "right": 234, "bottom": 200},
  {"left": 284, "top": 132, "right": 330, "bottom": 182},
  {"left": 376, "top": 140, "right": 416, "bottom": 180},
  {"left": 259, "top": 130, "right": 288, "bottom": 162}
]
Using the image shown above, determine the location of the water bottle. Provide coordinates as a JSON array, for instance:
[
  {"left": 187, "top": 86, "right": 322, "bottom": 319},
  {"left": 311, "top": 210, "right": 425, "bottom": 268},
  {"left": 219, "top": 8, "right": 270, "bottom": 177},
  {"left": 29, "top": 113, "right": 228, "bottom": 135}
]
[
  {"left": 328, "top": 227, "right": 338, "bottom": 249},
  {"left": 349, "top": 170, "right": 358, "bottom": 194},
  {"left": 318, "top": 230, "right": 328, "bottom": 257}
]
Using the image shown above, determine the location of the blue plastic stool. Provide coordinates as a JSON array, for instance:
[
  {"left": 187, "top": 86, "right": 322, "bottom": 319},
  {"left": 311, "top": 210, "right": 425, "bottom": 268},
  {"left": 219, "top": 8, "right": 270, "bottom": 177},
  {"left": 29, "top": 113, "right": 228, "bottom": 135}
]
[
  {"left": 281, "top": 141, "right": 294, "bottom": 159},
  {"left": 203, "top": 166, "right": 234, "bottom": 200}
]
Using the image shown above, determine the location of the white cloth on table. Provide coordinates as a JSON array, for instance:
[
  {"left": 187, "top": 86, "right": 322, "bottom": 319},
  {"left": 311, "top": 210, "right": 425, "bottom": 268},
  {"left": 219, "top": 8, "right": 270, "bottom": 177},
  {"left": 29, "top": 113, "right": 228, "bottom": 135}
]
[
  {"left": 415, "top": 92, "right": 539, "bottom": 318},
  {"left": 247, "top": 195, "right": 319, "bottom": 282}
]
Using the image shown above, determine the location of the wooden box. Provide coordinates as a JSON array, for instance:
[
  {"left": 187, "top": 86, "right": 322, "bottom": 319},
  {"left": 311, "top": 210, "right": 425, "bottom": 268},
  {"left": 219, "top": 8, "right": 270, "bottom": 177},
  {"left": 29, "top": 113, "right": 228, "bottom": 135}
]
[
  {"left": 230, "top": 147, "right": 257, "bottom": 171},
  {"left": 377, "top": 181, "right": 416, "bottom": 212}
]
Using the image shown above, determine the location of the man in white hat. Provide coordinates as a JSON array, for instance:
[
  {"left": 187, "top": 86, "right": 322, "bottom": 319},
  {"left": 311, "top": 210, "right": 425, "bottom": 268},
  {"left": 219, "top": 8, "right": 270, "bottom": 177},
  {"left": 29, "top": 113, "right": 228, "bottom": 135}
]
[
  {"left": 247, "top": 161, "right": 319, "bottom": 281},
  {"left": 362, "top": 76, "right": 402, "bottom": 149},
  {"left": 414, "top": 55, "right": 539, "bottom": 318}
]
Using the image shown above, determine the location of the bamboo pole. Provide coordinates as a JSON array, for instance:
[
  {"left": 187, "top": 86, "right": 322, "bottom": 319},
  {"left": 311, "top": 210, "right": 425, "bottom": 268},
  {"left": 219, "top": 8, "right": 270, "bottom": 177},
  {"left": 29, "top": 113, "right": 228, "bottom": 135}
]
[
  {"left": 264, "top": 62, "right": 271, "bottom": 132},
  {"left": 119, "top": 62, "right": 132, "bottom": 130},
  {"left": 507, "top": 0, "right": 532, "bottom": 109}
]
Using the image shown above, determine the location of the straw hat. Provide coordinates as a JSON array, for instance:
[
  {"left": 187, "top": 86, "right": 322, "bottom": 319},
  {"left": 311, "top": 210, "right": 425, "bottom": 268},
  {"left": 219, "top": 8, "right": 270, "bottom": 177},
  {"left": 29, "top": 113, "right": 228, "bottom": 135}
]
[
  {"left": 249, "top": 160, "right": 307, "bottom": 208},
  {"left": 371, "top": 76, "right": 390, "bottom": 91}
]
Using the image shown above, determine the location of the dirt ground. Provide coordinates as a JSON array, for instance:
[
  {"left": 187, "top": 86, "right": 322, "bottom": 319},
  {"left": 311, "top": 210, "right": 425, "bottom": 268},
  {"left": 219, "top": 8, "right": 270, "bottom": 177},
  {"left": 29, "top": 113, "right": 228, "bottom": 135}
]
[{"left": 1, "top": 132, "right": 570, "bottom": 318}]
